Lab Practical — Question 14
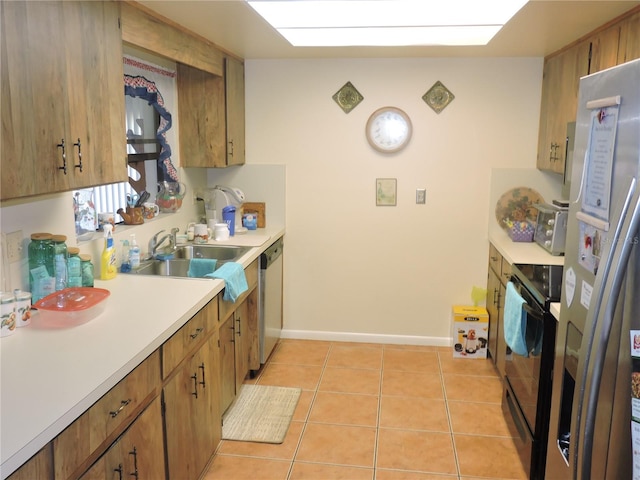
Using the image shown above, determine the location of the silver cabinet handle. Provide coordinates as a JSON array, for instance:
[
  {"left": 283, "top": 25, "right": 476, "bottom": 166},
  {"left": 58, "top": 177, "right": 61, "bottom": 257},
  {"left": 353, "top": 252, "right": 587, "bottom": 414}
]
[
  {"left": 109, "top": 399, "right": 131, "bottom": 418},
  {"left": 73, "top": 138, "right": 83, "bottom": 172},
  {"left": 57, "top": 139, "right": 67, "bottom": 174},
  {"left": 190, "top": 327, "right": 203, "bottom": 340}
]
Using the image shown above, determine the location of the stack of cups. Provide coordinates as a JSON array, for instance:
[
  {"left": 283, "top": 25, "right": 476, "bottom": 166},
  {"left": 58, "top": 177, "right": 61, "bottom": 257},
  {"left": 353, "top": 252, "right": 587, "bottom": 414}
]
[{"left": 1, "top": 290, "right": 32, "bottom": 337}]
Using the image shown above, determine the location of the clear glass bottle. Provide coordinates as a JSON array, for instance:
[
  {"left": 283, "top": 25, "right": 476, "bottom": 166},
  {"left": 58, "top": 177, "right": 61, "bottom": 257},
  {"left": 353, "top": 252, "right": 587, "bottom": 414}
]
[
  {"left": 28, "top": 233, "right": 55, "bottom": 303},
  {"left": 67, "top": 247, "right": 82, "bottom": 287},
  {"left": 51, "top": 235, "right": 68, "bottom": 291},
  {"left": 80, "top": 254, "right": 94, "bottom": 287}
]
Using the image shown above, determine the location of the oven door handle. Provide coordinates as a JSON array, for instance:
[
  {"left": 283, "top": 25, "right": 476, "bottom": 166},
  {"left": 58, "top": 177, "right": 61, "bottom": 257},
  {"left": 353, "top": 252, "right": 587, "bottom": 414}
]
[{"left": 522, "top": 303, "right": 544, "bottom": 321}]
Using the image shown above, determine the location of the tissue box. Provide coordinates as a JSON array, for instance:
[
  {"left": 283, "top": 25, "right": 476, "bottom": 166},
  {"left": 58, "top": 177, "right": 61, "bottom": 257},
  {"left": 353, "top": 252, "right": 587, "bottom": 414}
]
[
  {"left": 509, "top": 222, "right": 535, "bottom": 242},
  {"left": 452, "top": 306, "right": 489, "bottom": 358}
]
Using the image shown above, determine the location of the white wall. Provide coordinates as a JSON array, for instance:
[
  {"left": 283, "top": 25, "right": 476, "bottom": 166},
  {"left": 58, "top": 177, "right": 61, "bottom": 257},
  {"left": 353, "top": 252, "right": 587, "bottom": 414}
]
[{"left": 245, "top": 57, "right": 547, "bottom": 344}]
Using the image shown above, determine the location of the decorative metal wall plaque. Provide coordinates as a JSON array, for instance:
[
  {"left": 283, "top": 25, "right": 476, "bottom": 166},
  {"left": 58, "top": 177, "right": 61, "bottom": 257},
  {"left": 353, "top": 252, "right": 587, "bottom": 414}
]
[
  {"left": 422, "top": 81, "right": 454, "bottom": 114},
  {"left": 332, "top": 81, "right": 364, "bottom": 114}
]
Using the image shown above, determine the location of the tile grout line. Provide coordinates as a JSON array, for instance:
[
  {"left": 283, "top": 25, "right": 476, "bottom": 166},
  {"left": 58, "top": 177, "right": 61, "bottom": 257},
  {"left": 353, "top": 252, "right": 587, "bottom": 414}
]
[{"left": 438, "top": 351, "right": 463, "bottom": 480}]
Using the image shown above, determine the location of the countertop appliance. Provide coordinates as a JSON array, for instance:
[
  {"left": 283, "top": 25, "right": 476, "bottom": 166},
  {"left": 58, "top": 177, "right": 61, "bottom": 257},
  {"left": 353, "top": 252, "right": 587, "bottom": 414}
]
[
  {"left": 545, "top": 58, "right": 640, "bottom": 479},
  {"left": 502, "top": 263, "right": 562, "bottom": 480},
  {"left": 534, "top": 201, "right": 569, "bottom": 256},
  {"left": 258, "top": 237, "right": 283, "bottom": 364}
]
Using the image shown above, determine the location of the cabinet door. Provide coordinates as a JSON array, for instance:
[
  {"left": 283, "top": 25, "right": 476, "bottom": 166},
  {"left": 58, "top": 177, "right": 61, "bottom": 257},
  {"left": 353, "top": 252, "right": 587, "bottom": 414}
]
[
  {"left": 537, "top": 42, "right": 590, "bottom": 174},
  {"left": 225, "top": 56, "right": 245, "bottom": 166},
  {"left": 219, "top": 314, "right": 237, "bottom": 413},
  {"left": 63, "top": 0, "right": 127, "bottom": 190},
  {"left": 486, "top": 268, "right": 501, "bottom": 366},
  {"left": 234, "top": 301, "right": 250, "bottom": 389},
  {"left": 79, "top": 397, "right": 165, "bottom": 480},
  {"left": 589, "top": 24, "right": 621, "bottom": 74},
  {"left": 619, "top": 10, "right": 640, "bottom": 63},
  {"left": 1, "top": 1, "right": 70, "bottom": 198},
  {"left": 496, "top": 282, "right": 507, "bottom": 377},
  {"left": 177, "top": 63, "right": 226, "bottom": 168},
  {"left": 164, "top": 334, "right": 220, "bottom": 480},
  {"left": 0, "top": 1, "right": 126, "bottom": 200}
]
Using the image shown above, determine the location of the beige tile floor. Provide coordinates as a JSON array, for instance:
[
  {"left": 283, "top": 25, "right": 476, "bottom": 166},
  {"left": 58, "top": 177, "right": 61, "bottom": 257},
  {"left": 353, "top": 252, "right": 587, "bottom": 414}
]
[{"left": 202, "top": 339, "right": 528, "bottom": 480}]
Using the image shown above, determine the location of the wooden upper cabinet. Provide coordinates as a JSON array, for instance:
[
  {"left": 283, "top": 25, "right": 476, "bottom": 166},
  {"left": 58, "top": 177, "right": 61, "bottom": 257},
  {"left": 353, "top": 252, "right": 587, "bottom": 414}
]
[
  {"left": 589, "top": 24, "right": 621, "bottom": 73},
  {"left": 619, "top": 9, "right": 640, "bottom": 63},
  {"left": 225, "top": 56, "right": 246, "bottom": 166},
  {"left": 1, "top": 0, "right": 127, "bottom": 200},
  {"left": 537, "top": 42, "right": 590, "bottom": 174},
  {"left": 178, "top": 63, "right": 226, "bottom": 168}
]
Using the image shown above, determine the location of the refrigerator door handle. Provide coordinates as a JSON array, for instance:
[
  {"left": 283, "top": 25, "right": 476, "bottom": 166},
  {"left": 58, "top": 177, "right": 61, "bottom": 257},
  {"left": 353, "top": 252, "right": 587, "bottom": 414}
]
[{"left": 575, "top": 177, "right": 640, "bottom": 479}]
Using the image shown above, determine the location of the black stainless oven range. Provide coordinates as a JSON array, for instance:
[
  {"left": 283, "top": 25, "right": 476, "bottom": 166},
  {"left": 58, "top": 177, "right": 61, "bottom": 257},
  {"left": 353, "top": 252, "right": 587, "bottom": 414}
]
[{"left": 502, "top": 263, "right": 562, "bottom": 480}]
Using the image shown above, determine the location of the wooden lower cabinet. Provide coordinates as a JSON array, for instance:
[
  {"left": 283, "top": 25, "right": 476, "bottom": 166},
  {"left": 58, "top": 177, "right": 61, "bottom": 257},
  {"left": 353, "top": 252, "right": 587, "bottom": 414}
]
[
  {"left": 6, "top": 445, "right": 53, "bottom": 480},
  {"left": 219, "top": 288, "right": 259, "bottom": 414},
  {"left": 9, "top": 281, "right": 259, "bottom": 480},
  {"left": 486, "top": 243, "right": 510, "bottom": 377},
  {"left": 164, "top": 329, "right": 221, "bottom": 480},
  {"left": 79, "top": 396, "right": 165, "bottom": 480},
  {"left": 53, "top": 350, "right": 160, "bottom": 479},
  {"left": 219, "top": 314, "right": 237, "bottom": 413}
]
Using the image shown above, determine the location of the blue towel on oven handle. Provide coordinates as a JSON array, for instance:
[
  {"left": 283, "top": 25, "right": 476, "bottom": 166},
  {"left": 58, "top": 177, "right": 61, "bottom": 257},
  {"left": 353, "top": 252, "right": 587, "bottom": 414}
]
[{"left": 504, "top": 281, "right": 529, "bottom": 357}]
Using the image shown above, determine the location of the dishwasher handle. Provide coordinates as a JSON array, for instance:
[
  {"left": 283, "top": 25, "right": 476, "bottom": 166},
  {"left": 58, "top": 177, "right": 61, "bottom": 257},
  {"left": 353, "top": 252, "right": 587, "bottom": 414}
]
[{"left": 261, "top": 238, "right": 283, "bottom": 269}]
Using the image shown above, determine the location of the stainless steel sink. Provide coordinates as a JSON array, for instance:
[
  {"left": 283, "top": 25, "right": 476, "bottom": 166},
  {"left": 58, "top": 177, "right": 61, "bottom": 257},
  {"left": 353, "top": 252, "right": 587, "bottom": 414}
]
[
  {"left": 132, "top": 244, "right": 251, "bottom": 278},
  {"left": 173, "top": 244, "right": 251, "bottom": 261}
]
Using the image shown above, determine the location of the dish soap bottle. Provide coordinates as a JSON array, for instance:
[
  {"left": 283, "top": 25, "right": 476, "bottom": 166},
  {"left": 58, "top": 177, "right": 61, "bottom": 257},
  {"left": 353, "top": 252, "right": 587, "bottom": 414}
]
[
  {"left": 129, "top": 234, "right": 141, "bottom": 269},
  {"left": 100, "top": 224, "right": 117, "bottom": 280},
  {"left": 120, "top": 239, "right": 131, "bottom": 273}
]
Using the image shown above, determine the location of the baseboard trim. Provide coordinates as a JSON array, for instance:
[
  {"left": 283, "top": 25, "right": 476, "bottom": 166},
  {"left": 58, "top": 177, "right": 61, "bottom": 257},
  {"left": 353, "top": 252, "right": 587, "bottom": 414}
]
[{"left": 280, "top": 329, "right": 451, "bottom": 347}]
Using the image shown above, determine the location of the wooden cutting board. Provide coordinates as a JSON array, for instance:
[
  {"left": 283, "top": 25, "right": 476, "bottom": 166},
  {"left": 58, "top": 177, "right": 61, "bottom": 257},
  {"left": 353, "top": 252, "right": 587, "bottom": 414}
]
[{"left": 242, "top": 202, "right": 266, "bottom": 228}]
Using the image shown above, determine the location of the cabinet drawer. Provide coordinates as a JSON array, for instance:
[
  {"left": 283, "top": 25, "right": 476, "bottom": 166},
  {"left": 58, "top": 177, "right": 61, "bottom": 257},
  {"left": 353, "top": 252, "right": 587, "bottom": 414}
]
[
  {"left": 53, "top": 350, "right": 160, "bottom": 479},
  {"left": 501, "top": 261, "right": 513, "bottom": 285},
  {"left": 488, "top": 244, "right": 502, "bottom": 275},
  {"left": 219, "top": 260, "right": 258, "bottom": 322},
  {"left": 162, "top": 297, "right": 218, "bottom": 378}
]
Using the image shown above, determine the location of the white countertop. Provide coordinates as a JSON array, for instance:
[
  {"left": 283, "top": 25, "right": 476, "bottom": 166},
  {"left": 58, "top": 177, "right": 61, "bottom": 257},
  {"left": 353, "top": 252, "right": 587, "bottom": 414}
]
[
  {"left": 489, "top": 228, "right": 565, "bottom": 266},
  {"left": 0, "top": 228, "right": 284, "bottom": 479}
]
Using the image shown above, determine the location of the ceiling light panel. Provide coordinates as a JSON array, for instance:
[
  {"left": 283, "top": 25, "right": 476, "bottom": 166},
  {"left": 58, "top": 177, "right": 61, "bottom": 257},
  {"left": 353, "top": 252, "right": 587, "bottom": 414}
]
[
  {"left": 246, "top": 0, "right": 528, "bottom": 46},
  {"left": 280, "top": 26, "right": 503, "bottom": 47},
  {"left": 247, "top": 1, "right": 528, "bottom": 27}
]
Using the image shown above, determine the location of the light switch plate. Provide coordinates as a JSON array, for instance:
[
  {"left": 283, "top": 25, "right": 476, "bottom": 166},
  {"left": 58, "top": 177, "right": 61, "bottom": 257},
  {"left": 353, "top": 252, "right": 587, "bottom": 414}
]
[
  {"left": 416, "top": 189, "right": 426, "bottom": 204},
  {"left": 6, "top": 230, "right": 23, "bottom": 262}
]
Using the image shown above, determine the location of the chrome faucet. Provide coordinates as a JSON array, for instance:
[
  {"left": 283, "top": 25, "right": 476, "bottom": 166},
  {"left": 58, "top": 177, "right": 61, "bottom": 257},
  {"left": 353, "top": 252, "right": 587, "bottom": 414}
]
[{"left": 149, "top": 228, "right": 180, "bottom": 258}]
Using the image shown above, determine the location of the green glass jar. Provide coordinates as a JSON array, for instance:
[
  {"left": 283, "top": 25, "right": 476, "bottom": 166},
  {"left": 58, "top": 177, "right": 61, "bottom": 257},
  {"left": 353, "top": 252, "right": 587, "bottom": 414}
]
[
  {"left": 80, "top": 254, "right": 94, "bottom": 287},
  {"left": 67, "top": 247, "right": 82, "bottom": 287},
  {"left": 51, "top": 234, "right": 68, "bottom": 291},
  {"left": 28, "top": 233, "right": 55, "bottom": 303}
]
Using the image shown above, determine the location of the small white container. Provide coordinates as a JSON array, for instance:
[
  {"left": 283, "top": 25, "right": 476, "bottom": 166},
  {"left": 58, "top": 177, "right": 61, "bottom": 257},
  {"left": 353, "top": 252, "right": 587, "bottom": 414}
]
[
  {"left": 14, "top": 290, "right": 32, "bottom": 327},
  {"left": 214, "top": 223, "right": 230, "bottom": 241},
  {"left": 0, "top": 293, "right": 17, "bottom": 337}
]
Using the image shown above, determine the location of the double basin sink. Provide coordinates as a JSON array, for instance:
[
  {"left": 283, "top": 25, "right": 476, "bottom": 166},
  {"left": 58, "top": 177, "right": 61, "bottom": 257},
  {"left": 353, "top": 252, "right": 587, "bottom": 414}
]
[{"left": 132, "top": 244, "right": 251, "bottom": 278}]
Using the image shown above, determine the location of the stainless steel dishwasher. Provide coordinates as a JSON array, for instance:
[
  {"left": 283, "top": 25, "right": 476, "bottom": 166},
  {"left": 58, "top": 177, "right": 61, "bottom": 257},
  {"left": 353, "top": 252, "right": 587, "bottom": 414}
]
[{"left": 258, "top": 237, "right": 283, "bottom": 364}]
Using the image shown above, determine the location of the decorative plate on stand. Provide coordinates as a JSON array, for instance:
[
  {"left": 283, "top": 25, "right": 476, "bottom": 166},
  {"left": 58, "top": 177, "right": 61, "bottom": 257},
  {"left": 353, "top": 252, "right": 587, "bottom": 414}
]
[{"left": 495, "top": 187, "right": 544, "bottom": 231}]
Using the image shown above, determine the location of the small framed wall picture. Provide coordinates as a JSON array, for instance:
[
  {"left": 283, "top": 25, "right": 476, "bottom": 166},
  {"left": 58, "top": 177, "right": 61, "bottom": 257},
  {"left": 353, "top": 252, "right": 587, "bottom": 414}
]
[{"left": 376, "top": 178, "right": 397, "bottom": 206}]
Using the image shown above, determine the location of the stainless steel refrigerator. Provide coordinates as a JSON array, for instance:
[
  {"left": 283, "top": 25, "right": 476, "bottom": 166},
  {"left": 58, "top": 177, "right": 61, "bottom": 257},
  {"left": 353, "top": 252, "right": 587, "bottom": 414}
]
[{"left": 546, "top": 58, "right": 640, "bottom": 479}]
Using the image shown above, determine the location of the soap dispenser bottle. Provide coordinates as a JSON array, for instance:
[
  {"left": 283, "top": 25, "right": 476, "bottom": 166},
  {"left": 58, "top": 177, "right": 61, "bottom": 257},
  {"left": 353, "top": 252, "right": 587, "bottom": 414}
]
[
  {"left": 100, "top": 224, "right": 117, "bottom": 280},
  {"left": 129, "top": 234, "right": 141, "bottom": 269}
]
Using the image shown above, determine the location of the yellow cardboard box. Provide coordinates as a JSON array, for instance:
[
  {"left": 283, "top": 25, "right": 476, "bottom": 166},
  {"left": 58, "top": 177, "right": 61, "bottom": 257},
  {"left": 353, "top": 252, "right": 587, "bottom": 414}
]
[{"left": 452, "top": 306, "right": 489, "bottom": 358}]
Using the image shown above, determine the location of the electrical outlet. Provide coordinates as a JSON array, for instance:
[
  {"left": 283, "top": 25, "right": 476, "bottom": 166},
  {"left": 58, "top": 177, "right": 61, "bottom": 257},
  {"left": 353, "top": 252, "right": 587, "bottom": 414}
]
[
  {"left": 6, "top": 230, "right": 23, "bottom": 263},
  {"left": 416, "top": 188, "right": 426, "bottom": 204}
]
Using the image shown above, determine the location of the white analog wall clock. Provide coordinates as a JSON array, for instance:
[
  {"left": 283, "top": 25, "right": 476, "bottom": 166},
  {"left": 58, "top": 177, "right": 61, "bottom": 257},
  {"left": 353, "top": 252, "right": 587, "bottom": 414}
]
[{"left": 365, "top": 106, "right": 412, "bottom": 153}]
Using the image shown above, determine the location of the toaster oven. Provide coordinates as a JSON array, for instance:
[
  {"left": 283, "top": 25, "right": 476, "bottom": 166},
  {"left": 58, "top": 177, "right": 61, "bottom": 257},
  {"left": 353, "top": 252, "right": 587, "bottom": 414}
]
[{"left": 534, "top": 202, "right": 568, "bottom": 256}]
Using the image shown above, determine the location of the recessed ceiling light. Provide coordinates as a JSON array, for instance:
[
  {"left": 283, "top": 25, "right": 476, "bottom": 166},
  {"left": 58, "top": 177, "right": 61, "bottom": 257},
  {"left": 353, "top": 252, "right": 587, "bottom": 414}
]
[{"left": 247, "top": 0, "right": 528, "bottom": 47}]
